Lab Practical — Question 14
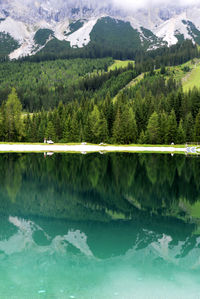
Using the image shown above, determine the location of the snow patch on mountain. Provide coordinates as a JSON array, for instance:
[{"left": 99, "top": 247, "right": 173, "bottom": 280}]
[
  {"left": 67, "top": 18, "right": 98, "bottom": 47},
  {"left": 186, "top": 6, "right": 200, "bottom": 30},
  {"left": 54, "top": 19, "right": 70, "bottom": 40},
  {"left": 1, "top": 2, "right": 200, "bottom": 59},
  {"left": 0, "top": 14, "right": 99, "bottom": 57},
  {"left": 9, "top": 35, "right": 53, "bottom": 60},
  {"left": 0, "top": 17, "right": 33, "bottom": 43},
  {"left": 154, "top": 12, "right": 191, "bottom": 46}
]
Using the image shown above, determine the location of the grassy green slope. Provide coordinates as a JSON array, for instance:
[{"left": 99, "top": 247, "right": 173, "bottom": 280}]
[
  {"left": 108, "top": 60, "right": 135, "bottom": 71},
  {"left": 182, "top": 61, "right": 200, "bottom": 91},
  {"left": 113, "top": 58, "right": 200, "bottom": 100},
  {"left": 163, "top": 59, "right": 200, "bottom": 91}
]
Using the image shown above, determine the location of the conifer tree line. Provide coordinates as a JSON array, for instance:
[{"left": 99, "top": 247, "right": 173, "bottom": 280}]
[
  {"left": 20, "top": 39, "right": 198, "bottom": 67},
  {"left": 135, "top": 40, "right": 199, "bottom": 72},
  {"left": 0, "top": 58, "right": 136, "bottom": 111},
  {"left": 0, "top": 41, "right": 199, "bottom": 144},
  {"left": 0, "top": 40, "right": 198, "bottom": 113},
  {"left": 0, "top": 74, "right": 200, "bottom": 144}
]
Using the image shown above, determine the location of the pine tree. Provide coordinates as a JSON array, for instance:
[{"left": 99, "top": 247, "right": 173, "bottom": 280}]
[
  {"left": 71, "top": 113, "right": 80, "bottom": 142},
  {"left": 24, "top": 113, "right": 32, "bottom": 142},
  {"left": 176, "top": 119, "right": 186, "bottom": 144},
  {"left": 103, "top": 93, "right": 114, "bottom": 138},
  {"left": 112, "top": 108, "right": 123, "bottom": 144},
  {"left": 4, "top": 88, "right": 24, "bottom": 142},
  {"left": 29, "top": 115, "right": 38, "bottom": 142},
  {"left": 38, "top": 121, "right": 46, "bottom": 143},
  {"left": 95, "top": 114, "right": 109, "bottom": 143},
  {"left": 0, "top": 101, "right": 5, "bottom": 141},
  {"left": 159, "top": 112, "right": 168, "bottom": 144},
  {"left": 45, "top": 121, "right": 56, "bottom": 141},
  {"left": 63, "top": 117, "right": 72, "bottom": 143},
  {"left": 122, "top": 107, "right": 138, "bottom": 144},
  {"left": 146, "top": 111, "right": 160, "bottom": 144},
  {"left": 138, "top": 130, "right": 146, "bottom": 144},
  {"left": 83, "top": 116, "right": 92, "bottom": 142},
  {"left": 90, "top": 105, "right": 101, "bottom": 143},
  {"left": 194, "top": 110, "right": 200, "bottom": 142},
  {"left": 53, "top": 110, "right": 63, "bottom": 141},
  {"left": 184, "top": 112, "right": 194, "bottom": 142},
  {"left": 165, "top": 110, "right": 177, "bottom": 144}
]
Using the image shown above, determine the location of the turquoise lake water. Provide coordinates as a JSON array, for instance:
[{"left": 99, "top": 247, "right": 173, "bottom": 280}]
[{"left": 0, "top": 153, "right": 200, "bottom": 298}]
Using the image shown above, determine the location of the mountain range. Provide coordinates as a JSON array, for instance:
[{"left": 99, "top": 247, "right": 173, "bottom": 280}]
[{"left": 1, "top": 0, "right": 200, "bottom": 59}]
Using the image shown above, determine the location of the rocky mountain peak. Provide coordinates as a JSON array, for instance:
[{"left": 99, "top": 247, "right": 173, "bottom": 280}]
[{"left": 1, "top": 1, "right": 200, "bottom": 59}]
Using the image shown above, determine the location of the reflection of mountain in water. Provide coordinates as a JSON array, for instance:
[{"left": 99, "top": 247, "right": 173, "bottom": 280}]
[
  {"left": 0, "top": 153, "right": 199, "bottom": 222},
  {"left": 0, "top": 152, "right": 200, "bottom": 298},
  {"left": 0, "top": 215, "right": 199, "bottom": 270}
]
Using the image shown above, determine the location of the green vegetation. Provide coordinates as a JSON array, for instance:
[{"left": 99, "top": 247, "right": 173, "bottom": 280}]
[
  {"left": 140, "top": 27, "right": 166, "bottom": 49},
  {"left": 1, "top": 70, "right": 200, "bottom": 144},
  {"left": 0, "top": 40, "right": 200, "bottom": 144},
  {"left": 0, "top": 57, "right": 114, "bottom": 110},
  {"left": 183, "top": 201, "right": 200, "bottom": 219},
  {"left": 34, "top": 29, "right": 54, "bottom": 46},
  {"left": 90, "top": 17, "right": 142, "bottom": 51},
  {"left": 37, "top": 38, "right": 71, "bottom": 57},
  {"left": 20, "top": 35, "right": 198, "bottom": 64},
  {"left": 0, "top": 88, "right": 24, "bottom": 142},
  {"left": 182, "top": 61, "right": 200, "bottom": 91},
  {"left": 0, "top": 32, "right": 19, "bottom": 58},
  {"left": 157, "top": 58, "right": 200, "bottom": 91},
  {"left": 108, "top": 60, "right": 135, "bottom": 71},
  {"left": 184, "top": 20, "right": 200, "bottom": 45},
  {"left": 0, "top": 153, "right": 199, "bottom": 222},
  {"left": 135, "top": 40, "right": 199, "bottom": 72}
]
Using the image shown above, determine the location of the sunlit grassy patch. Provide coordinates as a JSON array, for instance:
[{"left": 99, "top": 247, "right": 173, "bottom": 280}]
[{"left": 108, "top": 60, "right": 135, "bottom": 71}]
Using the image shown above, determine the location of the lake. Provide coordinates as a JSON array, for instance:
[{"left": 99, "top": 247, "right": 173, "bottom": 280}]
[{"left": 0, "top": 153, "right": 200, "bottom": 298}]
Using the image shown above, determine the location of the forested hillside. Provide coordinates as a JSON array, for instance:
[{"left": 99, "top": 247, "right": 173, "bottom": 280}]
[
  {"left": 20, "top": 38, "right": 198, "bottom": 63},
  {"left": 0, "top": 40, "right": 197, "bottom": 111},
  {"left": 0, "top": 58, "right": 115, "bottom": 110},
  {"left": 0, "top": 40, "right": 200, "bottom": 145},
  {"left": 0, "top": 72, "right": 200, "bottom": 144}
]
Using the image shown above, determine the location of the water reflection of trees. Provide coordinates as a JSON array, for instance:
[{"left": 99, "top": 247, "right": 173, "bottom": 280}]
[{"left": 0, "top": 153, "right": 200, "bottom": 221}]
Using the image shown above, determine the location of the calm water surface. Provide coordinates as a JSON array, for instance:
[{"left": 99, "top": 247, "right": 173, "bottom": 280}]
[{"left": 0, "top": 153, "right": 200, "bottom": 299}]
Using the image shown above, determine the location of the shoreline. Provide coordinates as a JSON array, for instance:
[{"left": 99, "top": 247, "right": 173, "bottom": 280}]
[{"left": 0, "top": 143, "right": 198, "bottom": 154}]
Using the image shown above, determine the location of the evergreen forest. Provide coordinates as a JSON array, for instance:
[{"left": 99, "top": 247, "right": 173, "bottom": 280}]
[{"left": 0, "top": 40, "right": 200, "bottom": 144}]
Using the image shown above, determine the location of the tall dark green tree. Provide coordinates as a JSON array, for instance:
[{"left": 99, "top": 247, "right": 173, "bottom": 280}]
[
  {"left": 112, "top": 108, "right": 123, "bottom": 144},
  {"left": 71, "top": 113, "right": 81, "bottom": 142},
  {"left": 176, "top": 119, "right": 186, "bottom": 144},
  {"left": 146, "top": 111, "right": 160, "bottom": 144},
  {"left": 95, "top": 113, "right": 109, "bottom": 143},
  {"left": 3, "top": 88, "right": 24, "bottom": 142},
  {"left": 184, "top": 112, "right": 194, "bottom": 142},
  {"left": 45, "top": 121, "right": 56, "bottom": 141},
  {"left": 63, "top": 117, "right": 72, "bottom": 143},
  {"left": 166, "top": 110, "right": 177, "bottom": 144},
  {"left": 194, "top": 110, "right": 200, "bottom": 142}
]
